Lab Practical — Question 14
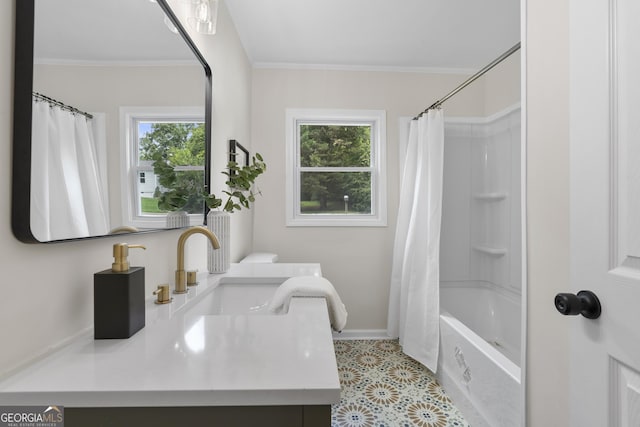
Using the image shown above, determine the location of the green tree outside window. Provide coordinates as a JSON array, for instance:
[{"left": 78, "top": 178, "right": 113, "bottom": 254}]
[
  {"left": 300, "top": 124, "right": 372, "bottom": 214},
  {"left": 139, "top": 122, "right": 205, "bottom": 214}
]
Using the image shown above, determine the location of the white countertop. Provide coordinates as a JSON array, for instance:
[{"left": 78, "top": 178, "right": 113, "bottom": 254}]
[{"left": 0, "top": 264, "right": 341, "bottom": 407}]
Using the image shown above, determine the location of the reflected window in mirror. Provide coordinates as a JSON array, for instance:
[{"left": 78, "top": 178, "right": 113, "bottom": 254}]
[{"left": 121, "top": 107, "right": 206, "bottom": 230}]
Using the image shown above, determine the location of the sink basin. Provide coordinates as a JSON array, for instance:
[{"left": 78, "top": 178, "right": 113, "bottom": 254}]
[{"left": 187, "top": 278, "right": 286, "bottom": 316}]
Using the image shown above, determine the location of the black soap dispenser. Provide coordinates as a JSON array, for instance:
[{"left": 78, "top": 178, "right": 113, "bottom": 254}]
[{"left": 94, "top": 243, "right": 146, "bottom": 339}]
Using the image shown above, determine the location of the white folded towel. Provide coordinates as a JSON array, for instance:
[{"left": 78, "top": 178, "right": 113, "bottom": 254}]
[{"left": 268, "top": 276, "right": 348, "bottom": 332}]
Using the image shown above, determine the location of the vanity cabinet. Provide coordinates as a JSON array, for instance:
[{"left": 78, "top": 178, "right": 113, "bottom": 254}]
[{"left": 67, "top": 405, "right": 330, "bottom": 427}]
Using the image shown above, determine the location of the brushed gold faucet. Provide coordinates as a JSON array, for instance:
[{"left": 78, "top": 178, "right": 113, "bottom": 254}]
[{"left": 175, "top": 226, "right": 220, "bottom": 294}]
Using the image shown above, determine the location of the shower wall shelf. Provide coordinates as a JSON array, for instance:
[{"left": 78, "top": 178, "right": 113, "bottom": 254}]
[
  {"left": 472, "top": 246, "right": 507, "bottom": 256},
  {"left": 473, "top": 192, "right": 508, "bottom": 201}
]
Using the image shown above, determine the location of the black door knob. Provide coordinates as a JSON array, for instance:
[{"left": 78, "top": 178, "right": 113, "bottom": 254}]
[{"left": 554, "top": 290, "right": 601, "bottom": 319}]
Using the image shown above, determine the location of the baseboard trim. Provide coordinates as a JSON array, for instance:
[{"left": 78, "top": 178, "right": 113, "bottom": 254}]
[{"left": 332, "top": 329, "right": 392, "bottom": 340}]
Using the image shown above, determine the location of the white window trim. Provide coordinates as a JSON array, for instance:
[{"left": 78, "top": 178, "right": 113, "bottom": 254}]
[
  {"left": 120, "top": 106, "right": 205, "bottom": 229},
  {"left": 285, "top": 108, "right": 387, "bottom": 227}
]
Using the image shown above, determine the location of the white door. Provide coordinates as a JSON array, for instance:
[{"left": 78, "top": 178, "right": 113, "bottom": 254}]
[{"left": 569, "top": 0, "right": 640, "bottom": 425}]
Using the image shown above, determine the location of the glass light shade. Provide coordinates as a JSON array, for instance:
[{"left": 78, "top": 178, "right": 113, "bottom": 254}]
[
  {"left": 195, "top": 0, "right": 210, "bottom": 21},
  {"left": 188, "top": 0, "right": 218, "bottom": 35}
]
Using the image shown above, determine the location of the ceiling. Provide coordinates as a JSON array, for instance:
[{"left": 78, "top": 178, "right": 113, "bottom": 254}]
[
  {"left": 34, "top": 0, "right": 195, "bottom": 63},
  {"left": 224, "top": 0, "right": 521, "bottom": 72},
  {"left": 32, "top": 0, "right": 520, "bottom": 71}
]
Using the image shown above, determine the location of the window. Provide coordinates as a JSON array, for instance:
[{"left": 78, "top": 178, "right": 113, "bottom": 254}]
[
  {"left": 286, "top": 109, "right": 387, "bottom": 226},
  {"left": 120, "top": 107, "right": 205, "bottom": 228}
]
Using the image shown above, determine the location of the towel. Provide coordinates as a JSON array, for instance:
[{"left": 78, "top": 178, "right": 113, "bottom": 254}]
[{"left": 268, "top": 276, "right": 348, "bottom": 332}]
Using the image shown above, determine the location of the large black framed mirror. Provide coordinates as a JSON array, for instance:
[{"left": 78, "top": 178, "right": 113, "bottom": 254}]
[{"left": 12, "top": 0, "right": 212, "bottom": 243}]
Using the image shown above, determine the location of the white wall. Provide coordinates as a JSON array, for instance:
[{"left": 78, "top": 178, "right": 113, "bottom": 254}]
[
  {"left": 0, "top": 0, "right": 252, "bottom": 376},
  {"left": 483, "top": 51, "right": 521, "bottom": 116},
  {"left": 250, "top": 67, "right": 518, "bottom": 330},
  {"left": 525, "top": 0, "right": 571, "bottom": 424}
]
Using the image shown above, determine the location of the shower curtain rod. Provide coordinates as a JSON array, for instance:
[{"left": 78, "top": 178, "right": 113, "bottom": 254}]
[
  {"left": 32, "top": 92, "right": 93, "bottom": 119},
  {"left": 413, "top": 42, "right": 521, "bottom": 120}
]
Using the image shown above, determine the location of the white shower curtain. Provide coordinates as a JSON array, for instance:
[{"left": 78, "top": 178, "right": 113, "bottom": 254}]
[
  {"left": 31, "top": 100, "right": 109, "bottom": 240},
  {"left": 387, "top": 109, "right": 444, "bottom": 373}
]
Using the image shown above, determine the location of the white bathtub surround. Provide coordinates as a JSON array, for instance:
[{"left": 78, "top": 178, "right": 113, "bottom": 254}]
[
  {"left": 438, "top": 284, "right": 521, "bottom": 426},
  {"left": 387, "top": 109, "right": 444, "bottom": 373},
  {"left": 268, "top": 276, "right": 348, "bottom": 332},
  {"left": 441, "top": 281, "right": 521, "bottom": 364},
  {"left": 0, "top": 263, "right": 340, "bottom": 407},
  {"left": 438, "top": 107, "right": 522, "bottom": 426},
  {"left": 207, "top": 210, "right": 230, "bottom": 273},
  {"left": 441, "top": 106, "right": 522, "bottom": 294}
]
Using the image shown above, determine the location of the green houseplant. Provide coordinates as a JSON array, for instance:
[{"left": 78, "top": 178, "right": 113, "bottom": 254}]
[{"left": 203, "top": 153, "right": 267, "bottom": 213}]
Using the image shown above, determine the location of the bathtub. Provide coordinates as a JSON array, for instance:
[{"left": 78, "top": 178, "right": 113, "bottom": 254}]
[{"left": 437, "top": 281, "right": 521, "bottom": 427}]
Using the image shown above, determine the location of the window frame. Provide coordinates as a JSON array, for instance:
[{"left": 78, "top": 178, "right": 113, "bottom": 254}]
[
  {"left": 120, "top": 106, "right": 205, "bottom": 229},
  {"left": 285, "top": 108, "right": 387, "bottom": 227}
]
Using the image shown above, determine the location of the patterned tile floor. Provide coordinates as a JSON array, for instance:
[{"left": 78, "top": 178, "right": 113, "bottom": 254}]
[{"left": 331, "top": 340, "right": 469, "bottom": 427}]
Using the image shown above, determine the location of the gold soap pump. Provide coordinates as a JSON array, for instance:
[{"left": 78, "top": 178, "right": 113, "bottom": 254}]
[{"left": 111, "top": 243, "right": 146, "bottom": 272}]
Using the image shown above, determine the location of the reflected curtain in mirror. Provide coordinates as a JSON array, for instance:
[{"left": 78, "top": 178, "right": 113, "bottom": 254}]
[{"left": 31, "top": 96, "right": 110, "bottom": 240}]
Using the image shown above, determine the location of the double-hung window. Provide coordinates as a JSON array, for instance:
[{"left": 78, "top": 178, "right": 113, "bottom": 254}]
[
  {"left": 121, "top": 106, "right": 205, "bottom": 228},
  {"left": 286, "top": 109, "right": 387, "bottom": 226}
]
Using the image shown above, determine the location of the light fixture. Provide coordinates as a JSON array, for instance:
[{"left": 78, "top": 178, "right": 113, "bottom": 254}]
[
  {"left": 163, "top": 16, "right": 179, "bottom": 34},
  {"left": 187, "top": 0, "right": 218, "bottom": 35},
  {"left": 148, "top": 0, "right": 180, "bottom": 34}
]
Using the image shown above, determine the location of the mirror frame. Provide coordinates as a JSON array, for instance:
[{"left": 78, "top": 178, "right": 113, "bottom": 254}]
[{"left": 12, "top": 0, "right": 212, "bottom": 243}]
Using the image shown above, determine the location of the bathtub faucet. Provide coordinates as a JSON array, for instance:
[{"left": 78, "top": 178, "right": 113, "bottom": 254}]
[{"left": 175, "top": 226, "right": 220, "bottom": 294}]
